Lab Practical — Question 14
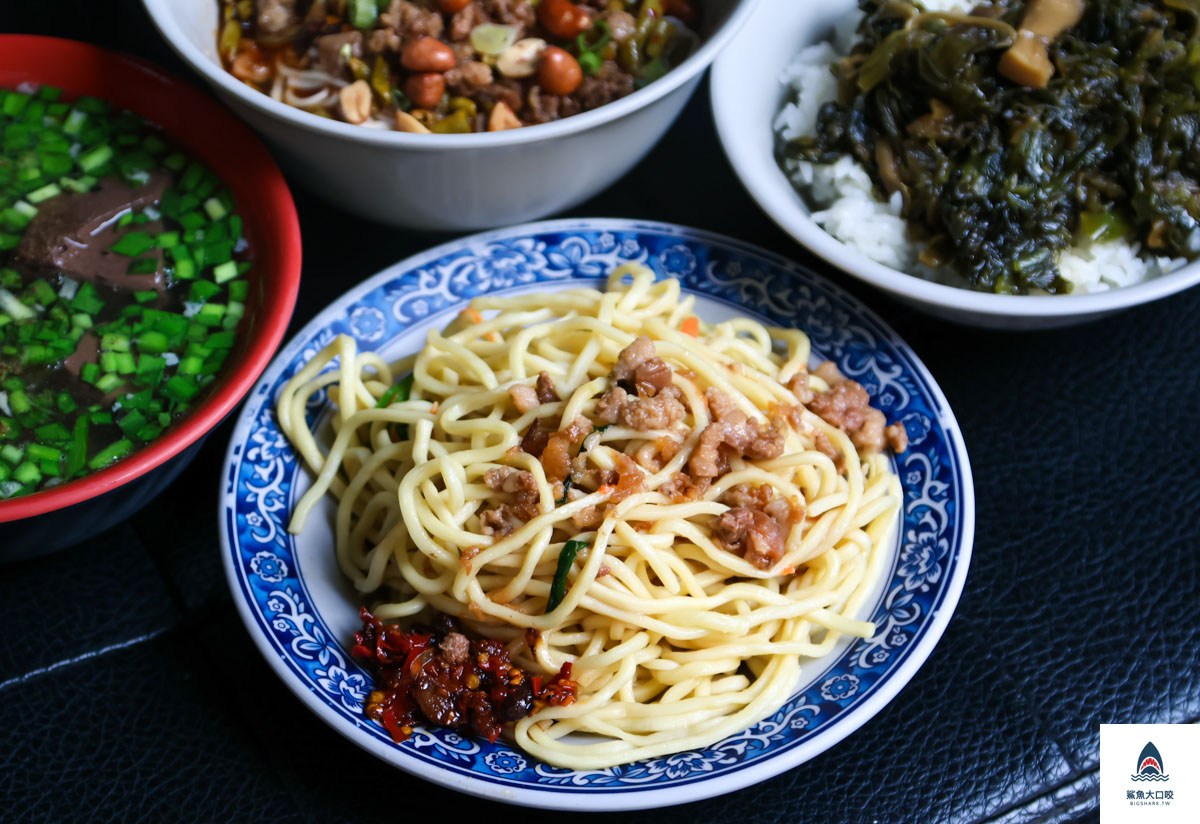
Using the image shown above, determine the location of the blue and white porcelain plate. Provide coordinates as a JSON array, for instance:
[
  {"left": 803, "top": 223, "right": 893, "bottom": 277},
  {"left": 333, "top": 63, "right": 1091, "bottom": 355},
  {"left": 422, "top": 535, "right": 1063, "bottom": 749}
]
[{"left": 219, "top": 219, "right": 974, "bottom": 810}]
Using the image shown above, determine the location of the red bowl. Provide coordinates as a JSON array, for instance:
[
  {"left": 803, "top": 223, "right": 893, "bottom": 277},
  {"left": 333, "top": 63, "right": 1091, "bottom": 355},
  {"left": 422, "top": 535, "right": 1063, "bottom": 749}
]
[{"left": 0, "top": 36, "right": 301, "bottom": 552}]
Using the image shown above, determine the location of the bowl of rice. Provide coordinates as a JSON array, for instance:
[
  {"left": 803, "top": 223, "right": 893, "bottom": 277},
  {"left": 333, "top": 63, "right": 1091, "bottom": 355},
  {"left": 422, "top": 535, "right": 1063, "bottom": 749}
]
[{"left": 710, "top": 0, "right": 1200, "bottom": 329}]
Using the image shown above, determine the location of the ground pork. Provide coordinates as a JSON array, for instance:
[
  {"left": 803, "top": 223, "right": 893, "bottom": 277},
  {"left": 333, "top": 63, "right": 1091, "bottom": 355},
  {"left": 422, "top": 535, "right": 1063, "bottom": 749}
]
[
  {"left": 509, "top": 383, "right": 539, "bottom": 413},
  {"left": 481, "top": 0, "right": 536, "bottom": 29},
  {"left": 520, "top": 417, "right": 551, "bottom": 458},
  {"left": 536, "top": 371, "right": 560, "bottom": 403},
  {"left": 575, "top": 60, "right": 636, "bottom": 111},
  {"left": 658, "top": 471, "right": 711, "bottom": 502},
  {"left": 721, "top": 483, "right": 771, "bottom": 509},
  {"left": 712, "top": 507, "right": 785, "bottom": 570},
  {"left": 445, "top": 59, "right": 493, "bottom": 90},
  {"left": 612, "top": 335, "right": 674, "bottom": 397},
  {"left": 595, "top": 385, "right": 686, "bottom": 431},
  {"left": 256, "top": 0, "right": 299, "bottom": 35},
  {"left": 719, "top": 485, "right": 805, "bottom": 544},
  {"left": 571, "top": 503, "right": 604, "bottom": 530},
  {"left": 812, "top": 430, "right": 840, "bottom": 465},
  {"left": 807, "top": 364, "right": 906, "bottom": 456},
  {"left": 610, "top": 452, "right": 645, "bottom": 502},
  {"left": 539, "top": 417, "right": 593, "bottom": 483},
  {"left": 439, "top": 632, "right": 470, "bottom": 664},
  {"left": 479, "top": 467, "right": 541, "bottom": 536},
  {"left": 787, "top": 371, "right": 814, "bottom": 404},
  {"left": 688, "top": 415, "right": 787, "bottom": 480},
  {"left": 370, "top": 0, "right": 443, "bottom": 53}
]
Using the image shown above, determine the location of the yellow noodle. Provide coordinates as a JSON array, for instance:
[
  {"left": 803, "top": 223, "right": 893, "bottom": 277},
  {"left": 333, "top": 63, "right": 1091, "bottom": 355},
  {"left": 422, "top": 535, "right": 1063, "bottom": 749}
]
[{"left": 277, "top": 264, "right": 902, "bottom": 769}]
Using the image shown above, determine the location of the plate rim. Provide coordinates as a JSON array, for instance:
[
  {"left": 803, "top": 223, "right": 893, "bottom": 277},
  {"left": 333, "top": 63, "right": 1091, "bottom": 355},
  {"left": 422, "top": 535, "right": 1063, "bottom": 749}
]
[{"left": 219, "top": 217, "right": 976, "bottom": 810}]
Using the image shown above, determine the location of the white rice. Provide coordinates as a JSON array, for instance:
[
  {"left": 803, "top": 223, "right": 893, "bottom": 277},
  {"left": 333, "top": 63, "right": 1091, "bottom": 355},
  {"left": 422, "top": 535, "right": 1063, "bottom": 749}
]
[{"left": 774, "top": 3, "right": 1185, "bottom": 294}]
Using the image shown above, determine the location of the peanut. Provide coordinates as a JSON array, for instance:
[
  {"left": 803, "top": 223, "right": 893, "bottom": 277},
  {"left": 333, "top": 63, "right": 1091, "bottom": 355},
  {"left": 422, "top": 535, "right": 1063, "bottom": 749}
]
[
  {"left": 538, "top": 0, "right": 592, "bottom": 40},
  {"left": 538, "top": 46, "right": 583, "bottom": 96},
  {"left": 338, "top": 80, "right": 372, "bottom": 125},
  {"left": 488, "top": 100, "right": 523, "bottom": 131},
  {"left": 404, "top": 71, "right": 446, "bottom": 109},
  {"left": 497, "top": 38, "right": 548, "bottom": 79},
  {"left": 394, "top": 110, "right": 432, "bottom": 133},
  {"left": 401, "top": 36, "right": 456, "bottom": 73}
]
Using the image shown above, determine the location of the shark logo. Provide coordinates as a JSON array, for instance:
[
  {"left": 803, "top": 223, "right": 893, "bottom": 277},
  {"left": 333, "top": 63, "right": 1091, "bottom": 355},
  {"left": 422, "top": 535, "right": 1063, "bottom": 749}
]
[{"left": 1130, "top": 741, "right": 1170, "bottom": 782}]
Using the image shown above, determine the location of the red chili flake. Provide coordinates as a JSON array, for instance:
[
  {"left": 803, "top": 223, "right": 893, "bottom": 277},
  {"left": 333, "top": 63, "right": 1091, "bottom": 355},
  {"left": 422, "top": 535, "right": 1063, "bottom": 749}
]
[
  {"left": 381, "top": 704, "right": 409, "bottom": 743},
  {"left": 352, "top": 610, "right": 580, "bottom": 747}
]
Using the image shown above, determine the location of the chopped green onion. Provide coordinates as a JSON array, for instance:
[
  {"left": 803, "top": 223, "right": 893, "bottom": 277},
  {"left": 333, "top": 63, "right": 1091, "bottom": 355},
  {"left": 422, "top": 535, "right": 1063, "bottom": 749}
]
[
  {"left": 375, "top": 373, "right": 415, "bottom": 408},
  {"left": 26, "top": 183, "right": 61, "bottom": 204},
  {"left": 546, "top": 539, "right": 587, "bottom": 613},
  {"left": 101, "top": 333, "right": 130, "bottom": 352},
  {"left": 77, "top": 143, "right": 113, "bottom": 173},
  {"left": 203, "top": 197, "right": 227, "bottom": 221},
  {"left": 66, "top": 416, "right": 88, "bottom": 476},
  {"left": 12, "top": 461, "right": 40, "bottom": 484},
  {"left": 0, "top": 288, "right": 34, "bottom": 321},
  {"left": 94, "top": 373, "right": 124, "bottom": 393},
  {"left": 59, "top": 175, "right": 97, "bottom": 193},
  {"left": 87, "top": 438, "right": 132, "bottom": 470},
  {"left": 137, "top": 330, "right": 170, "bottom": 353},
  {"left": 25, "top": 443, "right": 61, "bottom": 463},
  {"left": 128, "top": 258, "right": 159, "bottom": 275},
  {"left": 118, "top": 409, "right": 147, "bottom": 435},
  {"left": 579, "top": 51, "right": 602, "bottom": 75},
  {"left": 347, "top": 0, "right": 378, "bottom": 28},
  {"left": 109, "top": 231, "right": 155, "bottom": 257},
  {"left": 164, "top": 375, "right": 199, "bottom": 403},
  {"left": 213, "top": 260, "right": 238, "bottom": 283}
]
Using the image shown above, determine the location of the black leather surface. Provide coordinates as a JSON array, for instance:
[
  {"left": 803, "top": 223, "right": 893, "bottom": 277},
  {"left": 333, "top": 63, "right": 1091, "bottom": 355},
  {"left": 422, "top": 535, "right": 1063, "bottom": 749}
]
[{"left": 2, "top": 3, "right": 1197, "bottom": 822}]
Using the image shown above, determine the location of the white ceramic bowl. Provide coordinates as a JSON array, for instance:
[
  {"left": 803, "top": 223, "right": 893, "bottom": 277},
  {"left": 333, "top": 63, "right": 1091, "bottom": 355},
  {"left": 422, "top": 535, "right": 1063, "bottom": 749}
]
[
  {"left": 710, "top": 0, "right": 1200, "bottom": 329},
  {"left": 143, "top": 0, "right": 757, "bottom": 231}
]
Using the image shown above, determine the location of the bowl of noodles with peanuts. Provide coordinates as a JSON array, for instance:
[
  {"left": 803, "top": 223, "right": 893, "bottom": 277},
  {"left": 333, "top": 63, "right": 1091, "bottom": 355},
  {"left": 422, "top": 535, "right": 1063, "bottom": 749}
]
[
  {"left": 141, "top": 0, "right": 759, "bottom": 231},
  {"left": 220, "top": 218, "right": 972, "bottom": 809}
]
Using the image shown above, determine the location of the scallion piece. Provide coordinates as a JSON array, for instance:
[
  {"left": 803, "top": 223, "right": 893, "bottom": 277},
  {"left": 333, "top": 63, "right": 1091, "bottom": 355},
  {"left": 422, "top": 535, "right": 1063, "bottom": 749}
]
[
  {"left": 59, "top": 175, "right": 97, "bottom": 193},
  {"left": 375, "top": 373, "right": 415, "bottom": 408},
  {"left": 164, "top": 375, "right": 199, "bottom": 403},
  {"left": 136, "top": 330, "right": 170, "bottom": 354},
  {"left": 203, "top": 197, "right": 227, "bottom": 221},
  {"left": 109, "top": 231, "right": 155, "bottom": 257},
  {"left": 546, "top": 539, "right": 587, "bottom": 613},
  {"left": 348, "top": 0, "right": 378, "bottom": 28},
  {"left": 26, "top": 183, "right": 61, "bottom": 204},
  {"left": 94, "top": 373, "right": 124, "bottom": 393},
  {"left": 66, "top": 416, "right": 88, "bottom": 476},
  {"left": 213, "top": 260, "right": 238, "bottom": 284},
  {"left": 0, "top": 288, "right": 34, "bottom": 321},
  {"left": 61, "top": 108, "right": 88, "bottom": 135},
  {"left": 77, "top": 143, "right": 113, "bottom": 173},
  {"left": 25, "top": 443, "right": 61, "bottom": 463},
  {"left": 12, "top": 461, "right": 40, "bottom": 485},
  {"left": 87, "top": 438, "right": 132, "bottom": 470}
]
